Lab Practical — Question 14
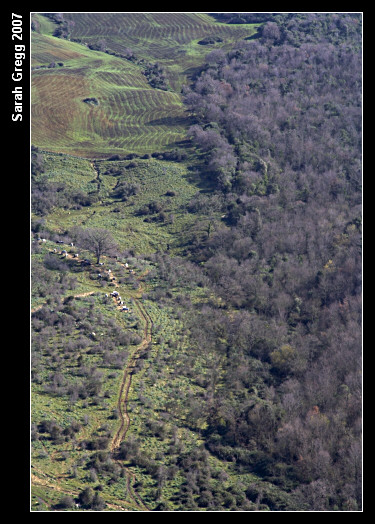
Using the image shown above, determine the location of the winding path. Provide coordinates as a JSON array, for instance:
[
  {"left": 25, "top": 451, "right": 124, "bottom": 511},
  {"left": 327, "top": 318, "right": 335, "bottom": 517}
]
[
  {"left": 31, "top": 244, "right": 153, "bottom": 511},
  {"left": 107, "top": 263, "right": 152, "bottom": 511}
]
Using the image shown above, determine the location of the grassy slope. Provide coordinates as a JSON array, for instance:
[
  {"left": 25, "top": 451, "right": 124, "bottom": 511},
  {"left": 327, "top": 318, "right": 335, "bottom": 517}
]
[
  {"left": 32, "top": 238, "right": 258, "bottom": 511},
  {"left": 31, "top": 263, "right": 151, "bottom": 510},
  {"left": 31, "top": 34, "right": 188, "bottom": 157},
  {"left": 31, "top": 13, "right": 258, "bottom": 157},
  {"left": 33, "top": 152, "right": 215, "bottom": 256},
  {"left": 63, "top": 12, "right": 258, "bottom": 90},
  {"left": 31, "top": 13, "right": 265, "bottom": 511}
]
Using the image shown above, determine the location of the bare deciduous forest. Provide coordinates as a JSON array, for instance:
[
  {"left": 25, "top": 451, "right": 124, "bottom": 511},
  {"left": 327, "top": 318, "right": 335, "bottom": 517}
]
[{"left": 152, "top": 13, "right": 362, "bottom": 510}]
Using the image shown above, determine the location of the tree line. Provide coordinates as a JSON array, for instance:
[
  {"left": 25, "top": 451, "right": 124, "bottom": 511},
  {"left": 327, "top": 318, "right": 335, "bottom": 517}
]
[{"left": 146, "top": 13, "right": 362, "bottom": 510}]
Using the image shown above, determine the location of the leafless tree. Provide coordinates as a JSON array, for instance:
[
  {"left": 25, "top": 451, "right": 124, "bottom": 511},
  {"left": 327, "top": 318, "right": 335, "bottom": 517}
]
[{"left": 79, "top": 228, "right": 117, "bottom": 264}]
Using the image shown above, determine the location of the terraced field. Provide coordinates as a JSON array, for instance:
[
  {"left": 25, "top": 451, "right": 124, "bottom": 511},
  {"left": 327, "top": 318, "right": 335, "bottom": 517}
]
[
  {"left": 31, "top": 13, "right": 258, "bottom": 158},
  {"left": 32, "top": 34, "right": 188, "bottom": 157},
  {"left": 63, "top": 12, "right": 256, "bottom": 61},
  {"left": 63, "top": 12, "right": 258, "bottom": 91},
  {"left": 32, "top": 33, "right": 86, "bottom": 66}
]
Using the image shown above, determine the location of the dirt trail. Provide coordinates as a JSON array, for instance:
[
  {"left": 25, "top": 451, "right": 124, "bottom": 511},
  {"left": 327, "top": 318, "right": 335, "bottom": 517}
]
[
  {"left": 110, "top": 302, "right": 151, "bottom": 450},
  {"left": 31, "top": 291, "right": 95, "bottom": 314},
  {"left": 31, "top": 246, "right": 152, "bottom": 511},
  {"left": 90, "top": 161, "right": 103, "bottom": 196},
  {"left": 108, "top": 263, "right": 152, "bottom": 511}
]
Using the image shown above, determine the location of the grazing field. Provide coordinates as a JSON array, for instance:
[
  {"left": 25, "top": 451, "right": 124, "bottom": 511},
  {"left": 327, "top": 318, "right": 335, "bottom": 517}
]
[
  {"left": 31, "top": 13, "right": 258, "bottom": 158},
  {"left": 31, "top": 12, "right": 257, "bottom": 511},
  {"left": 32, "top": 152, "right": 217, "bottom": 256}
]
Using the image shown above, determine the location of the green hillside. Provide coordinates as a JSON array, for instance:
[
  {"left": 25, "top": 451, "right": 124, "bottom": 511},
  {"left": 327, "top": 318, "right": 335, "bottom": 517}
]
[
  {"left": 31, "top": 13, "right": 258, "bottom": 157},
  {"left": 32, "top": 152, "right": 215, "bottom": 257},
  {"left": 31, "top": 34, "right": 188, "bottom": 157},
  {"left": 31, "top": 14, "right": 247, "bottom": 510},
  {"left": 62, "top": 12, "right": 258, "bottom": 89}
]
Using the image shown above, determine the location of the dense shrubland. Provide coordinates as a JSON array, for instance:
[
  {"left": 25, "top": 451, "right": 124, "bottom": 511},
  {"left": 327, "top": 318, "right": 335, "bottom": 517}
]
[
  {"left": 31, "top": 148, "right": 99, "bottom": 215},
  {"left": 42, "top": 12, "right": 75, "bottom": 39},
  {"left": 31, "top": 294, "right": 141, "bottom": 407}
]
